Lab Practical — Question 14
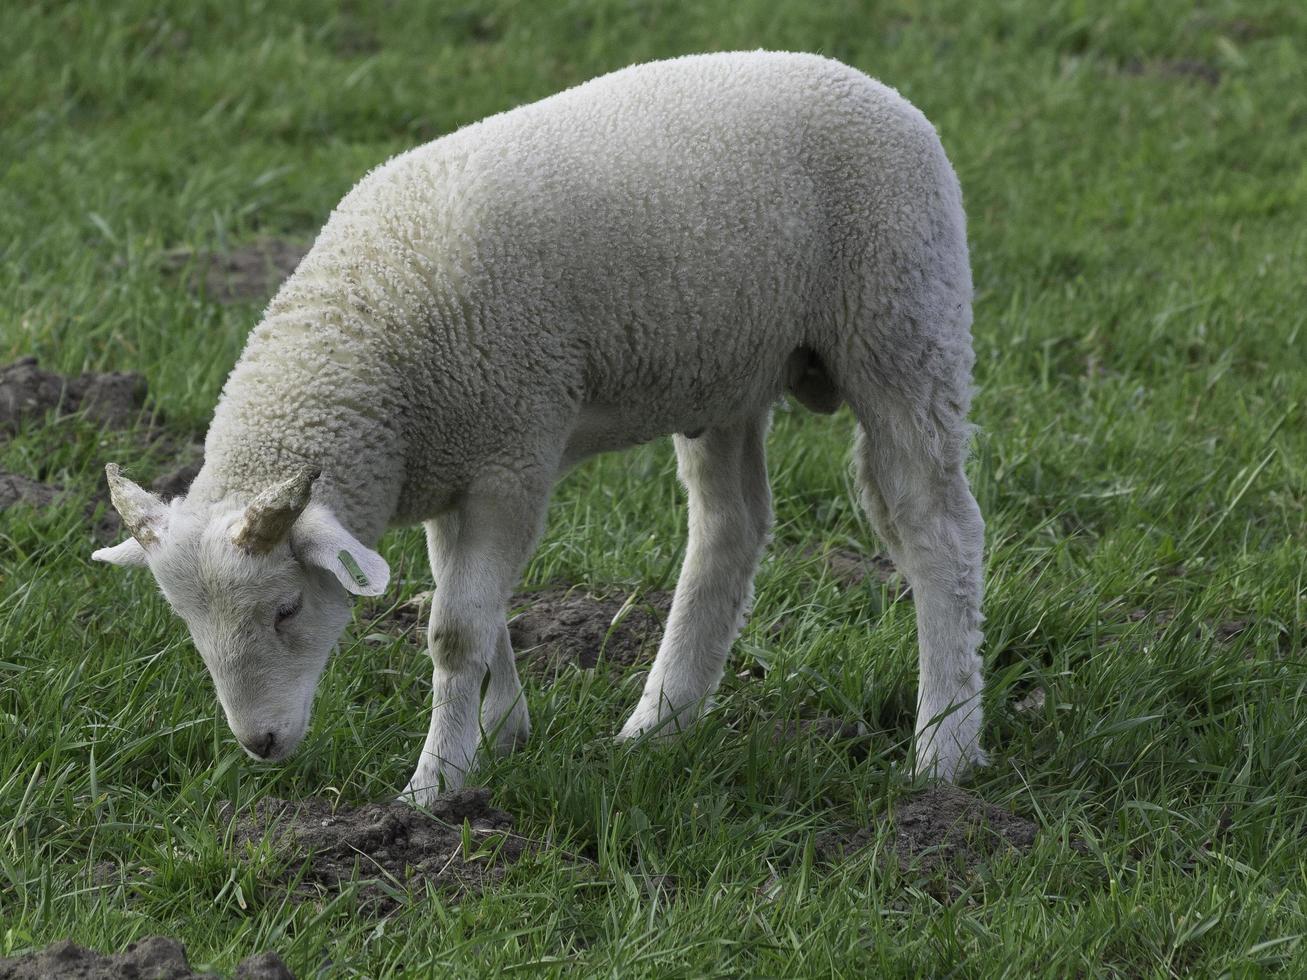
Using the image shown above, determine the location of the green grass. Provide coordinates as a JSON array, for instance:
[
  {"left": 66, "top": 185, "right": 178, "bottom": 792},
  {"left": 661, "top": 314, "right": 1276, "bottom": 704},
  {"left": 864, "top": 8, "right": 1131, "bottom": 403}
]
[{"left": 3, "top": 0, "right": 1306, "bottom": 975}]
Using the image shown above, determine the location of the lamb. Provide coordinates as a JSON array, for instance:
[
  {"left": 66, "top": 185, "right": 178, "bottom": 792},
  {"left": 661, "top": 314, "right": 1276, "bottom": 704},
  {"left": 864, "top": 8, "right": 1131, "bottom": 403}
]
[{"left": 93, "top": 51, "right": 987, "bottom": 805}]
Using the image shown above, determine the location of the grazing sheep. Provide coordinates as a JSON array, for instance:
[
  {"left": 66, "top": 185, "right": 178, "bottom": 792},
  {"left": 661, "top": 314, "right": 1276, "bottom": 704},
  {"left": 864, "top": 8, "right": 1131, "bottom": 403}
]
[{"left": 94, "top": 51, "right": 986, "bottom": 804}]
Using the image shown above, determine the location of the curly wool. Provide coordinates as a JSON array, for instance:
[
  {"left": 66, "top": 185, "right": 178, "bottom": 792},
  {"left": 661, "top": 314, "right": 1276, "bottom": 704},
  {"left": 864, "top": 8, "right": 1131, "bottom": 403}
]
[{"left": 190, "top": 50, "right": 972, "bottom": 542}]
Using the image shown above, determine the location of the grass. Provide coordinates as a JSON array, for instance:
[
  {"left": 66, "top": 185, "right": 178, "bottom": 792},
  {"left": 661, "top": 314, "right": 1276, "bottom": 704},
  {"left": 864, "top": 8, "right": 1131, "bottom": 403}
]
[{"left": 2, "top": 0, "right": 1306, "bottom": 975}]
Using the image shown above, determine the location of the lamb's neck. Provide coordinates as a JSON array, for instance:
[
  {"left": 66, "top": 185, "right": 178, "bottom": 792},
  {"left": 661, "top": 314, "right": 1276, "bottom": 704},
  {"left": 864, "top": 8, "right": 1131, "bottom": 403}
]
[{"left": 189, "top": 314, "right": 408, "bottom": 546}]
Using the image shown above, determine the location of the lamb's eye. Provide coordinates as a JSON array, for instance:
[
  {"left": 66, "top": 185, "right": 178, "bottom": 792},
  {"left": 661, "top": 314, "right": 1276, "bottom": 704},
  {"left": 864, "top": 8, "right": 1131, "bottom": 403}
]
[{"left": 275, "top": 597, "right": 302, "bottom": 627}]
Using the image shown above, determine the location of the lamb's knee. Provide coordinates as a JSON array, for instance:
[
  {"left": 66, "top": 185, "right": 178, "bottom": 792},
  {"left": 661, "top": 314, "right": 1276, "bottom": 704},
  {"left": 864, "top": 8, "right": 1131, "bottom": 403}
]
[{"left": 428, "top": 613, "right": 493, "bottom": 671}]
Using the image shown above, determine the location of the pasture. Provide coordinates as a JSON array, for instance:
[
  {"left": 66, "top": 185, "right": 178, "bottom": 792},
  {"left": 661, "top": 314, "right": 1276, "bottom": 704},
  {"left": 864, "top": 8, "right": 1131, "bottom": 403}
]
[{"left": 1, "top": 1, "right": 1304, "bottom": 975}]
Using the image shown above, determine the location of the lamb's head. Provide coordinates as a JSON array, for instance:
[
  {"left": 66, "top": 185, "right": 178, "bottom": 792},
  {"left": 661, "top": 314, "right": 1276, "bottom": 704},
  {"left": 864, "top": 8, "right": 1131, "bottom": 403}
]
[{"left": 91, "top": 465, "right": 388, "bottom": 762}]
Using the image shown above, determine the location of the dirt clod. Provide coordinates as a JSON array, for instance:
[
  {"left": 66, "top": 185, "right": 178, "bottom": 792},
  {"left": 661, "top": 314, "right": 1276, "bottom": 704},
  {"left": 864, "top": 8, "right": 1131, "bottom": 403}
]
[
  {"left": 225, "top": 788, "right": 524, "bottom": 908},
  {"left": 0, "top": 936, "right": 293, "bottom": 980},
  {"left": 817, "top": 784, "right": 1038, "bottom": 881},
  {"left": 0, "top": 471, "right": 62, "bottom": 511},
  {"left": 367, "top": 586, "right": 673, "bottom": 681},
  {"left": 163, "top": 239, "right": 308, "bottom": 304},
  {"left": 0, "top": 357, "right": 202, "bottom": 538},
  {"left": 0, "top": 466, "right": 131, "bottom": 542},
  {"left": 0, "top": 357, "right": 147, "bottom": 435},
  {"left": 507, "top": 587, "right": 672, "bottom": 677},
  {"left": 229, "top": 953, "right": 294, "bottom": 980}
]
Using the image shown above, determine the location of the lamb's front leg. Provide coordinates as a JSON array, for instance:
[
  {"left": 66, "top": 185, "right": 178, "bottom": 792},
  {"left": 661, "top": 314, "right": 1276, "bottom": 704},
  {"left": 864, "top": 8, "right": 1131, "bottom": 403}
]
[
  {"left": 402, "top": 599, "right": 498, "bottom": 803},
  {"left": 619, "top": 415, "right": 772, "bottom": 739},
  {"left": 401, "top": 484, "right": 548, "bottom": 805},
  {"left": 423, "top": 512, "right": 530, "bottom": 759}
]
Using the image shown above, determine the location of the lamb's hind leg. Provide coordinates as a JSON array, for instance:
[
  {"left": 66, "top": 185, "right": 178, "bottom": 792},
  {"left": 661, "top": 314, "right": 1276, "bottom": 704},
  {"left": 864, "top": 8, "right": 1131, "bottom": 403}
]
[
  {"left": 402, "top": 479, "right": 549, "bottom": 805},
  {"left": 848, "top": 396, "right": 986, "bottom": 782},
  {"left": 619, "top": 412, "right": 772, "bottom": 739}
]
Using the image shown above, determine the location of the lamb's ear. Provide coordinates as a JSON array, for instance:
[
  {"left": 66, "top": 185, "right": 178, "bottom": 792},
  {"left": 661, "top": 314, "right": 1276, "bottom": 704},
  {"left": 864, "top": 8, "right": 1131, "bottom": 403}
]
[
  {"left": 91, "top": 537, "right": 149, "bottom": 566},
  {"left": 291, "top": 505, "right": 389, "bottom": 597}
]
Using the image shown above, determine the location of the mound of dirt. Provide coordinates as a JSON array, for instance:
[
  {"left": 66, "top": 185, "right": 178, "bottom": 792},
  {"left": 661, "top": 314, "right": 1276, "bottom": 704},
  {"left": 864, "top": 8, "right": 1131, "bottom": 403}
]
[
  {"left": 800, "top": 545, "right": 907, "bottom": 597},
  {"left": 224, "top": 788, "right": 524, "bottom": 908},
  {"left": 507, "top": 586, "right": 672, "bottom": 677},
  {"left": 0, "top": 936, "right": 292, "bottom": 980},
  {"left": 0, "top": 471, "right": 62, "bottom": 511},
  {"left": 2, "top": 453, "right": 201, "bottom": 529},
  {"left": 1, "top": 467, "right": 122, "bottom": 543},
  {"left": 818, "top": 784, "right": 1038, "bottom": 881},
  {"left": 0, "top": 357, "right": 146, "bottom": 434},
  {"left": 366, "top": 585, "right": 673, "bottom": 681},
  {"left": 0, "top": 357, "right": 204, "bottom": 538},
  {"left": 163, "top": 239, "right": 308, "bottom": 304}
]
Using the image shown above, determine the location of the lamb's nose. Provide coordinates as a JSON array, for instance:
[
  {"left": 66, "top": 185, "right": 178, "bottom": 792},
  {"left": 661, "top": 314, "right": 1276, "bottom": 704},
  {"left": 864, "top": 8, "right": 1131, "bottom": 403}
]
[{"left": 243, "top": 731, "right": 277, "bottom": 759}]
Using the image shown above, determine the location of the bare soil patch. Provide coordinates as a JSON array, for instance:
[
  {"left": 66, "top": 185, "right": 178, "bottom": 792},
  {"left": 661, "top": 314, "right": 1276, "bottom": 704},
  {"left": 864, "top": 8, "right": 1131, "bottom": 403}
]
[
  {"left": 0, "top": 357, "right": 146, "bottom": 434},
  {"left": 0, "top": 357, "right": 204, "bottom": 538},
  {"left": 0, "top": 471, "right": 62, "bottom": 511},
  {"left": 366, "top": 586, "right": 673, "bottom": 681},
  {"left": 162, "top": 238, "right": 308, "bottom": 304},
  {"left": 223, "top": 788, "right": 525, "bottom": 910},
  {"left": 507, "top": 586, "right": 672, "bottom": 678},
  {"left": 1, "top": 467, "right": 124, "bottom": 541},
  {"left": 0, "top": 936, "right": 291, "bottom": 980},
  {"left": 816, "top": 784, "right": 1038, "bottom": 887},
  {"left": 800, "top": 545, "right": 907, "bottom": 597}
]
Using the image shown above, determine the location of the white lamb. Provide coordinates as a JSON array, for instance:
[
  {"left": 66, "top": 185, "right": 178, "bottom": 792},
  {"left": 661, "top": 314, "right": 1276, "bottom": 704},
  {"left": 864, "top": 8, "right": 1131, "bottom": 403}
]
[{"left": 94, "top": 51, "right": 986, "bottom": 805}]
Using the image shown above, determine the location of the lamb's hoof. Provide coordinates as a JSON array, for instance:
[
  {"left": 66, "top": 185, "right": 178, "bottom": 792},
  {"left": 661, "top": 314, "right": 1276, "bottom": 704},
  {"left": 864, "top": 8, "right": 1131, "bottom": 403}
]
[
  {"left": 398, "top": 768, "right": 465, "bottom": 807},
  {"left": 913, "top": 743, "right": 988, "bottom": 784},
  {"left": 397, "top": 787, "right": 436, "bottom": 808},
  {"left": 617, "top": 704, "right": 703, "bottom": 742}
]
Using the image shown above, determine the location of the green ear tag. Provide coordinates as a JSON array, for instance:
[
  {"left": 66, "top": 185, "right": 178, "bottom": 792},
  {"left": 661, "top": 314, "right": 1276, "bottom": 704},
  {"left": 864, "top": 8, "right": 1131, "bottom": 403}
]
[{"left": 338, "top": 550, "right": 370, "bottom": 588}]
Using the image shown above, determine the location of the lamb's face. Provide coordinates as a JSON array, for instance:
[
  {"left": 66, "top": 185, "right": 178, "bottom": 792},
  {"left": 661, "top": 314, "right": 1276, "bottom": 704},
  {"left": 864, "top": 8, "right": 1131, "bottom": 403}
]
[
  {"left": 93, "top": 466, "right": 389, "bottom": 764},
  {"left": 151, "top": 514, "right": 354, "bottom": 761}
]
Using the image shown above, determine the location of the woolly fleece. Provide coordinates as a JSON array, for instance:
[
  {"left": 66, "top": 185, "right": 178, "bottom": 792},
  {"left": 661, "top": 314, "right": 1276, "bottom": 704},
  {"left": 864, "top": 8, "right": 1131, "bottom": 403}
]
[{"left": 188, "top": 51, "right": 973, "bottom": 542}]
